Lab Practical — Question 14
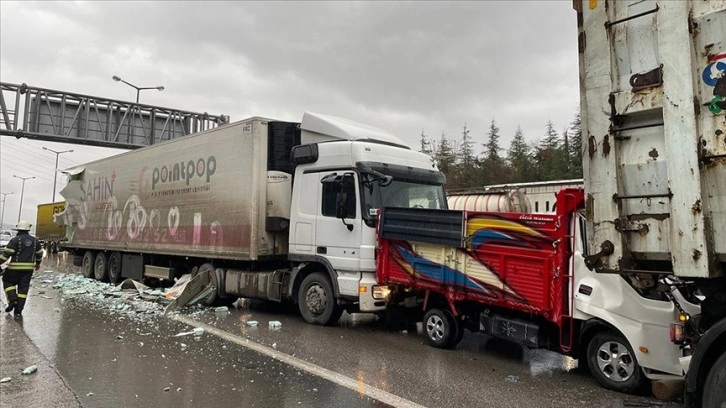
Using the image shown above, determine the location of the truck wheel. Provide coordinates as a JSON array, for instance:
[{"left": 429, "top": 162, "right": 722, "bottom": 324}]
[
  {"left": 298, "top": 272, "right": 342, "bottom": 326},
  {"left": 198, "top": 263, "right": 219, "bottom": 306},
  {"left": 94, "top": 252, "right": 109, "bottom": 282},
  {"left": 108, "top": 252, "right": 122, "bottom": 284},
  {"left": 424, "top": 308, "right": 457, "bottom": 349},
  {"left": 703, "top": 352, "right": 726, "bottom": 408},
  {"left": 587, "top": 331, "right": 646, "bottom": 394},
  {"left": 452, "top": 315, "right": 466, "bottom": 347},
  {"left": 81, "top": 251, "right": 95, "bottom": 279}
]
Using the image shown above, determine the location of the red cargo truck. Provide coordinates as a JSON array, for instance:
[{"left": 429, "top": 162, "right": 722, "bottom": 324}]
[{"left": 374, "top": 188, "right": 700, "bottom": 394}]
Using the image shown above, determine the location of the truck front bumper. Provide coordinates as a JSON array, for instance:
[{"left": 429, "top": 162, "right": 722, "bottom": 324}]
[{"left": 358, "top": 273, "right": 386, "bottom": 312}]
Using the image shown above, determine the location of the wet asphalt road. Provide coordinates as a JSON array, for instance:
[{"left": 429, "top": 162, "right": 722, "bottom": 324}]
[{"left": 1, "top": 253, "right": 682, "bottom": 408}]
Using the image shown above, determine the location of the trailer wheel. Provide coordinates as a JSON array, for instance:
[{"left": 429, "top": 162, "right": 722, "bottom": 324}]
[
  {"left": 424, "top": 308, "right": 458, "bottom": 349},
  {"left": 198, "top": 263, "right": 218, "bottom": 306},
  {"left": 81, "top": 251, "right": 95, "bottom": 279},
  {"left": 108, "top": 252, "right": 122, "bottom": 284},
  {"left": 703, "top": 352, "right": 726, "bottom": 408},
  {"left": 93, "top": 252, "right": 109, "bottom": 282},
  {"left": 298, "top": 272, "right": 342, "bottom": 326},
  {"left": 586, "top": 331, "right": 646, "bottom": 394}
]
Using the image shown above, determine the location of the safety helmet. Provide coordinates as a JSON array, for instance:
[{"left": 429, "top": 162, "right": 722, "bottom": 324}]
[{"left": 15, "top": 220, "right": 32, "bottom": 231}]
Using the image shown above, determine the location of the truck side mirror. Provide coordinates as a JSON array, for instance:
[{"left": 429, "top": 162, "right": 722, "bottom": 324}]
[
  {"left": 336, "top": 192, "right": 349, "bottom": 219},
  {"left": 322, "top": 172, "right": 355, "bottom": 231}
]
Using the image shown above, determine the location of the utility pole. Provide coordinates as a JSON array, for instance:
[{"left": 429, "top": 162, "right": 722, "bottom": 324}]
[
  {"left": 42, "top": 146, "right": 73, "bottom": 201},
  {"left": 13, "top": 175, "right": 35, "bottom": 223},
  {"left": 0, "top": 192, "right": 13, "bottom": 230}
]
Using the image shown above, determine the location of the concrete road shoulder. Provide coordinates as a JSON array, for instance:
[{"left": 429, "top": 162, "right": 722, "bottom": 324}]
[{"left": 0, "top": 313, "right": 81, "bottom": 408}]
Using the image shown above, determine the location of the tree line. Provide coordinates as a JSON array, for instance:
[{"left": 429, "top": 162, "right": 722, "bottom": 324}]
[{"left": 419, "top": 112, "right": 583, "bottom": 191}]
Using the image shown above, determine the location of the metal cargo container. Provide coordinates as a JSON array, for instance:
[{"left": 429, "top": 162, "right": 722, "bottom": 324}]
[
  {"left": 36, "top": 202, "right": 66, "bottom": 242},
  {"left": 578, "top": 0, "right": 726, "bottom": 278},
  {"left": 57, "top": 117, "right": 300, "bottom": 261}
]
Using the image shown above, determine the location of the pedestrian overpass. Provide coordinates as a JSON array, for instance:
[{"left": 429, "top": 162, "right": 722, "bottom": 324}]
[{"left": 0, "top": 82, "right": 228, "bottom": 149}]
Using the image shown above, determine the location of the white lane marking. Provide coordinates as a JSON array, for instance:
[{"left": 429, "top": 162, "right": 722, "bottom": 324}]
[{"left": 172, "top": 315, "right": 426, "bottom": 408}]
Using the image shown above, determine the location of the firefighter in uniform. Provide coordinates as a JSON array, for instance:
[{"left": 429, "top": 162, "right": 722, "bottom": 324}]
[{"left": 1, "top": 220, "right": 43, "bottom": 318}]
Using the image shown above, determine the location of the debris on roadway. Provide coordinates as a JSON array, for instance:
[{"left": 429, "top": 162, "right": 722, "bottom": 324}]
[
  {"left": 21, "top": 365, "right": 37, "bottom": 375},
  {"left": 175, "top": 327, "right": 205, "bottom": 337}
]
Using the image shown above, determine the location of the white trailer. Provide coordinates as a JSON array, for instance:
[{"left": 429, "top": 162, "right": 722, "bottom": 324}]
[{"left": 56, "top": 112, "right": 447, "bottom": 325}]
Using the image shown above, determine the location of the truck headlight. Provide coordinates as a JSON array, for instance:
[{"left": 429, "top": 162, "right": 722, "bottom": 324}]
[{"left": 372, "top": 285, "right": 391, "bottom": 300}]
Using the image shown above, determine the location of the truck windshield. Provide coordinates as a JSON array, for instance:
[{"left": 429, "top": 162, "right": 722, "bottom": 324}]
[{"left": 361, "top": 174, "right": 446, "bottom": 222}]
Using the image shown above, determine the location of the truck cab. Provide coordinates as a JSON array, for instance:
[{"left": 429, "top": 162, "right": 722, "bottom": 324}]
[{"left": 287, "top": 113, "right": 447, "bottom": 322}]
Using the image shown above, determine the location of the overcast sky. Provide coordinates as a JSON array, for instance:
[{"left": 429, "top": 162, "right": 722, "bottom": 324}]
[{"left": 0, "top": 1, "right": 580, "bottom": 230}]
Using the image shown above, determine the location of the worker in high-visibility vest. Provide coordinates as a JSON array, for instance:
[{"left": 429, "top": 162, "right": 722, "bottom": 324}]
[{"left": 1, "top": 220, "right": 43, "bottom": 318}]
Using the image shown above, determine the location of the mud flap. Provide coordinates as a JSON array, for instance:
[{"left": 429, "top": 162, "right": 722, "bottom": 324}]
[{"left": 164, "top": 271, "right": 213, "bottom": 314}]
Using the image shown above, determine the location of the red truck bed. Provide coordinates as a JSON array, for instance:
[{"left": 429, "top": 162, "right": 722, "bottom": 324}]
[{"left": 376, "top": 189, "right": 584, "bottom": 327}]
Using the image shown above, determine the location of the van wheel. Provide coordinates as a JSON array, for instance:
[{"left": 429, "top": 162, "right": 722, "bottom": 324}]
[
  {"left": 108, "top": 252, "right": 122, "bottom": 284},
  {"left": 424, "top": 308, "right": 458, "bottom": 349},
  {"left": 81, "top": 251, "right": 95, "bottom": 279},
  {"left": 94, "top": 252, "right": 109, "bottom": 282},
  {"left": 587, "top": 331, "right": 646, "bottom": 394},
  {"left": 298, "top": 272, "right": 341, "bottom": 326},
  {"left": 703, "top": 352, "right": 726, "bottom": 408}
]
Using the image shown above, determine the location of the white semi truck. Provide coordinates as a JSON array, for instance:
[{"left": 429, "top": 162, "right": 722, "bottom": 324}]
[
  {"left": 55, "top": 112, "right": 447, "bottom": 325},
  {"left": 576, "top": 1, "right": 726, "bottom": 406}
]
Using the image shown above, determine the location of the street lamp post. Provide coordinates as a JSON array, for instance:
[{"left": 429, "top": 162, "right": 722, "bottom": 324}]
[
  {"left": 42, "top": 147, "right": 74, "bottom": 201},
  {"left": 0, "top": 192, "right": 14, "bottom": 230},
  {"left": 112, "top": 75, "right": 165, "bottom": 103},
  {"left": 13, "top": 175, "right": 35, "bottom": 223}
]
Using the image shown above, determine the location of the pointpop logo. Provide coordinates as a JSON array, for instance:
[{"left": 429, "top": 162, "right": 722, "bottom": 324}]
[{"left": 152, "top": 156, "right": 217, "bottom": 190}]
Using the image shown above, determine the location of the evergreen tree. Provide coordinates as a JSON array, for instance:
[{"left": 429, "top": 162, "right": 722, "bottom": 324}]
[
  {"left": 419, "top": 129, "right": 434, "bottom": 165},
  {"left": 457, "top": 124, "right": 480, "bottom": 189},
  {"left": 534, "top": 120, "right": 569, "bottom": 181},
  {"left": 458, "top": 124, "right": 475, "bottom": 168},
  {"left": 432, "top": 132, "right": 458, "bottom": 188},
  {"left": 568, "top": 112, "right": 583, "bottom": 178},
  {"left": 483, "top": 119, "right": 503, "bottom": 165},
  {"left": 479, "top": 119, "right": 510, "bottom": 184},
  {"left": 507, "top": 126, "right": 533, "bottom": 183}
]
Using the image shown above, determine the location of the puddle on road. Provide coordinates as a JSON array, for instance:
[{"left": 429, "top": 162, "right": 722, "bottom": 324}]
[
  {"left": 523, "top": 348, "right": 578, "bottom": 376},
  {"left": 17, "top": 257, "right": 396, "bottom": 408}
]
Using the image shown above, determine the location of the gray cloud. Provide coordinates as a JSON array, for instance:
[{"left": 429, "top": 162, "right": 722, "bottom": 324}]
[{"left": 0, "top": 0, "right": 580, "bottom": 226}]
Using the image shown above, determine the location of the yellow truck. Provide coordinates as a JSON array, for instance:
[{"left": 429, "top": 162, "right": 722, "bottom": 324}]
[{"left": 36, "top": 202, "right": 66, "bottom": 253}]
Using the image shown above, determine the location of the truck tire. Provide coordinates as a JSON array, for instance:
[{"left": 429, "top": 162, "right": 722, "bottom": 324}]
[
  {"left": 93, "top": 252, "right": 109, "bottom": 282},
  {"left": 586, "top": 331, "right": 646, "bottom": 394},
  {"left": 424, "top": 308, "right": 458, "bottom": 349},
  {"left": 703, "top": 352, "right": 726, "bottom": 408},
  {"left": 298, "top": 272, "right": 342, "bottom": 326},
  {"left": 198, "top": 263, "right": 219, "bottom": 306},
  {"left": 108, "top": 252, "right": 122, "bottom": 284},
  {"left": 452, "top": 315, "right": 466, "bottom": 347},
  {"left": 81, "top": 251, "right": 95, "bottom": 279}
]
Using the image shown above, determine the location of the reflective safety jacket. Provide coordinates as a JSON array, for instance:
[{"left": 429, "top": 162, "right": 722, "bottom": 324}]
[{"left": 0, "top": 232, "right": 43, "bottom": 271}]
